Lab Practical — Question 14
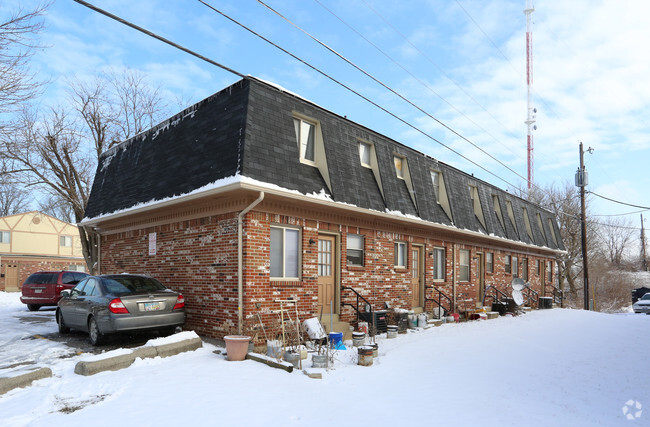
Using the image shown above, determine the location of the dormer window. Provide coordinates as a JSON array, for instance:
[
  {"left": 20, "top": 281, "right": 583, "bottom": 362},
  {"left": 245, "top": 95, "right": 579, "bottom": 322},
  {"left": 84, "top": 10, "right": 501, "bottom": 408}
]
[
  {"left": 359, "top": 141, "right": 371, "bottom": 168},
  {"left": 394, "top": 156, "right": 405, "bottom": 179},
  {"left": 469, "top": 185, "right": 486, "bottom": 229},
  {"left": 294, "top": 117, "right": 316, "bottom": 164}
]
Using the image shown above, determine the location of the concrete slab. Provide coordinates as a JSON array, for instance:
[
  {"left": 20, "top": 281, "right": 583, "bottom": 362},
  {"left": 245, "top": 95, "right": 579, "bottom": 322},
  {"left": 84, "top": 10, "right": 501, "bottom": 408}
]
[
  {"left": 0, "top": 367, "right": 52, "bottom": 395},
  {"left": 74, "top": 336, "right": 204, "bottom": 376}
]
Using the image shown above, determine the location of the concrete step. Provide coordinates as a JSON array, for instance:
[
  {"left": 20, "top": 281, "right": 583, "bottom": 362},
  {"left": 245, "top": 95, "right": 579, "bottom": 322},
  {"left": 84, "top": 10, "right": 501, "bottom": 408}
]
[
  {"left": 320, "top": 315, "right": 353, "bottom": 340},
  {"left": 486, "top": 311, "right": 499, "bottom": 320}
]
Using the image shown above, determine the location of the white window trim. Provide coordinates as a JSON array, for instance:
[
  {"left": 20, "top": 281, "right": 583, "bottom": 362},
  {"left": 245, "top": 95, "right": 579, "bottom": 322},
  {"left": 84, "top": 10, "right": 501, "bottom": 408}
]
[
  {"left": 394, "top": 154, "right": 418, "bottom": 211},
  {"left": 358, "top": 139, "right": 385, "bottom": 201},
  {"left": 433, "top": 246, "right": 446, "bottom": 281},
  {"left": 522, "top": 207, "right": 534, "bottom": 241},
  {"left": 394, "top": 241, "right": 407, "bottom": 268},
  {"left": 493, "top": 195, "right": 505, "bottom": 230},
  {"left": 292, "top": 112, "right": 332, "bottom": 192},
  {"left": 486, "top": 252, "right": 494, "bottom": 273},
  {"left": 0, "top": 231, "right": 10, "bottom": 244},
  {"left": 359, "top": 141, "right": 372, "bottom": 168},
  {"left": 506, "top": 201, "right": 518, "bottom": 234},
  {"left": 60, "top": 235, "right": 72, "bottom": 247},
  {"left": 270, "top": 225, "right": 301, "bottom": 280},
  {"left": 459, "top": 249, "right": 470, "bottom": 282},
  {"left": 431, "top": 169, "right": 452, "bottom": 220},
  {"left": 346, "top": 233, "right": 365, "bottom": 267},
  {"left": 469, "top": 185, "right": 486, "bottom": 229}
]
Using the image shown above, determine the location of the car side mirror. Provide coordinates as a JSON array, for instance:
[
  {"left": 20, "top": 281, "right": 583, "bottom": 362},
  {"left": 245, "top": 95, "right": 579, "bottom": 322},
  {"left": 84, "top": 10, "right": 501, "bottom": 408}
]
[{"left": 60, "top": 290, "right": 71, "bottom": 298}]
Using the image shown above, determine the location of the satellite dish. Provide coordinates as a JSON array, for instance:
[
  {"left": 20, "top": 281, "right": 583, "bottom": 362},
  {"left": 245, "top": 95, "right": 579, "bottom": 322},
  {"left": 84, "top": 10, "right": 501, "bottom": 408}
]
[
  {"left": 512, "top": 289, "right": 524, "bottom": 306},
  {"left": 511, "top": 278, "right": 525, "bottom": 291}
]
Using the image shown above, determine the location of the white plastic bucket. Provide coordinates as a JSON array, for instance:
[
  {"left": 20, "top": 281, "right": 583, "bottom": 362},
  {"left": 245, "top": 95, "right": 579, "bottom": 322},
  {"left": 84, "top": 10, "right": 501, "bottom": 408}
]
[{"left": 303, "top": 317, "right": 326, "bottom": 340}]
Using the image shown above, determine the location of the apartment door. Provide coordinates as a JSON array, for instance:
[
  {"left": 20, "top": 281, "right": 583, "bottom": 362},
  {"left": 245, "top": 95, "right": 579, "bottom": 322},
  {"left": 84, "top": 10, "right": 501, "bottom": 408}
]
[
  {"left": 476, "top": 253, "right": 485, "bottom": 307},
  {"left": 5, "top": 264, "right": 19, "bottom": 291},
  {"left": 318, "top": 235, "right": 337, "bottom": 314},
  {"left": 411, "top": 246, "right": 424, "bottom": 309}
]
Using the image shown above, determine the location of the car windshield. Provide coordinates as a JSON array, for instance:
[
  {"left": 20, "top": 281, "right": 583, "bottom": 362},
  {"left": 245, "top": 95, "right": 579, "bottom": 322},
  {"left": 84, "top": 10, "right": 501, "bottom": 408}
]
[
  {"left": 24, "top": 273, "right": 59, "bottom": 285},
  {"left": 103, "top": 277, "right": 167, "bottom": 295},
  {"left": 641, "top": 294, "right": 650, "bottom": 301}
]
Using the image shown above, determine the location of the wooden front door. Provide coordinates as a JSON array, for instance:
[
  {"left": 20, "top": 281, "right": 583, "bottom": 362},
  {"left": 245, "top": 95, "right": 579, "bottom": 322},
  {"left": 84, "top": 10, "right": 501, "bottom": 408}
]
[
  {"left": 5, "top": 264, "right": 19, "bottom": 291},
  {"left": 317, "top": 235, "right": 336, "bottom": 314},
  {"left": 476, "top": 253, "right": 485, "bottom": 307},
  {"left": 411, "top": 246, "right": 423, "bottom": 308}
]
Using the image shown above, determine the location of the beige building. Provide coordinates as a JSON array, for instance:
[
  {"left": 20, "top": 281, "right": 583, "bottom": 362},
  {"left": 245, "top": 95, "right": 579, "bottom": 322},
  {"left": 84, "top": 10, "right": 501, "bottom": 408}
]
[{"left": 0, "top": 211, "right": 86, "bottom": 291}]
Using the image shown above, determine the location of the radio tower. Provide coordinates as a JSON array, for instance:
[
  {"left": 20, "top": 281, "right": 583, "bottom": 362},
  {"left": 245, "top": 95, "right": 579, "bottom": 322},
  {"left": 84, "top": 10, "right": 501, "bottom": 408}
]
[{"left": 524, "top": 0, "right": 536, "bottom": 190}]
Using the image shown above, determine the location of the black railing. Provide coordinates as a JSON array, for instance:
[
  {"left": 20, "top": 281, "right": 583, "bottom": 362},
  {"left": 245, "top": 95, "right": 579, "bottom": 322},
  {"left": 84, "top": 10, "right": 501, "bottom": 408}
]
[
  {"left": 524, "top": 286, "right": 539, "bottom": 307},
  {"left": 486, "top": 286, "right": 508, "bottom": 306},
  {"left": 551, "top": 287, "right": 564, "bottom": 308},
  {"left": 425, "top": 284, "right": 452, "bottom": 318},
  {"left": 341, "top": 286, "right": 373, "bottom": 326}
]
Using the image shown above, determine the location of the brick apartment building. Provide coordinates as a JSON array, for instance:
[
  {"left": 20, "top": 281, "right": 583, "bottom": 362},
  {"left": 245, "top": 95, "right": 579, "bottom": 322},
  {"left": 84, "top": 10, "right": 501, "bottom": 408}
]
[{"left": 81, "top": 77, "right": 564, "bottom": 339}]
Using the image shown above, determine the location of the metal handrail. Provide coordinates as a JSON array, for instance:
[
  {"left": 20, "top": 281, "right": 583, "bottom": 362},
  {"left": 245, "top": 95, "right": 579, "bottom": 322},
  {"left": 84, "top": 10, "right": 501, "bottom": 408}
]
[
  {"left": 340, "top": 285, "right": 373, "bottom": 330},
  {"left": 425, "top": 284, "right": 452, "bottom": 318},
  {"left": 524, "top": 286, "right": 539, "bottom": 307},
  {"left": 486, "top": 286, "right": 508, "bottom": 305},
  {"left": 551, "top": 287, "right": 564, "bottom": 307}
]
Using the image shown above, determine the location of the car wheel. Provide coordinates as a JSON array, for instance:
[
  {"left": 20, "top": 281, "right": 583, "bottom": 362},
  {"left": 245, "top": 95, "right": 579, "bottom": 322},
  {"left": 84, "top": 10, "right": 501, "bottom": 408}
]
[
  {"left": 27, "top": 304, "right": 41, "bottom": 311},
  {"left": 57, "top": 310, "right": 70, "bottom": 333},
  {"left": 88, "top": 317, "right": 104, "bottom": 346},
  {"left": 161, "top": 326, "right": 178, "bottom": 336}
]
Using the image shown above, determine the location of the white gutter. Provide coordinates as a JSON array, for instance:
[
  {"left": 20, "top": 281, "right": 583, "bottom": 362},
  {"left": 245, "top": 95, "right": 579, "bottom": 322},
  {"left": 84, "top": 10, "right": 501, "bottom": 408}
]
[{"left": 237, "top": 192, "right": 265, "bottom": 334}]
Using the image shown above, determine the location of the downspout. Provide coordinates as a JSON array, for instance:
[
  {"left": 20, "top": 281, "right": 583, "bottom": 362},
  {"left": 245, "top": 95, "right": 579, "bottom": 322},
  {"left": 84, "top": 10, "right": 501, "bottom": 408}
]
[
  {"left": 452, "top": 243, "right": 457, "bottom": 313},
  {"left": 237, "top": 192, "right": 265, "bottom": 334}
]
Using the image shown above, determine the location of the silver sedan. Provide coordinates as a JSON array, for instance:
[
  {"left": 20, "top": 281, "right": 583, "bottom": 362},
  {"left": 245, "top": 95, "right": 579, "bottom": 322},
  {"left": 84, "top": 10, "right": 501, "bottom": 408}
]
[
  {"left": 633, "top": 293, "right": 650, "bottom": 314},
  {"left": 57, "top": 274, "right": 186, "bottom": 345}
]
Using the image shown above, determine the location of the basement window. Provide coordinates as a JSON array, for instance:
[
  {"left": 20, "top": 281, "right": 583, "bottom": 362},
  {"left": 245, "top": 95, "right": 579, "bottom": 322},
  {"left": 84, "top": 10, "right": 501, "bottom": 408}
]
[{"left": 270, "top": 226, "right": 300, "bottom": 279}]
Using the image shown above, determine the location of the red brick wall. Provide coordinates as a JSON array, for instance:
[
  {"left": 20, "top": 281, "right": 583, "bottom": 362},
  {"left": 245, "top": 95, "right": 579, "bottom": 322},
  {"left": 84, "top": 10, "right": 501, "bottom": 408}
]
[{"left": 99, "top": 209, "right": 558, "bottom": 339}]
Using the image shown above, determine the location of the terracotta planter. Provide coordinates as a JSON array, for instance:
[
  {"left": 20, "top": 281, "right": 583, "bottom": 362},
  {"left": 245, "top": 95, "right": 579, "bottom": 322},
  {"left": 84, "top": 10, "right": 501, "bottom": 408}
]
[{"left": 224, "top": 335, "right": 251, "bottom": 361}]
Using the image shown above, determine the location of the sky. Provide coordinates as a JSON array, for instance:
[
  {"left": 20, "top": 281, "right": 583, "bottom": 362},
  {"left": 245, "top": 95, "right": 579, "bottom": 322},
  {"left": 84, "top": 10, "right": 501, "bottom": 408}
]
[
  {"left": 2, "top": 290, "right": 650, "bottom": 425},
  {"left": 6, "top": 0, "right": 650, "bottom": 234}
]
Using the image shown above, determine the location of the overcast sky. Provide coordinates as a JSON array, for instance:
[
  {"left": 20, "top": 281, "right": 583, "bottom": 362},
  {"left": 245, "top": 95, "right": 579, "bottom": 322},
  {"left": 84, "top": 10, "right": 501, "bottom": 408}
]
[{"left": 10, "top": 0, "right": 650, "bottom": 232}]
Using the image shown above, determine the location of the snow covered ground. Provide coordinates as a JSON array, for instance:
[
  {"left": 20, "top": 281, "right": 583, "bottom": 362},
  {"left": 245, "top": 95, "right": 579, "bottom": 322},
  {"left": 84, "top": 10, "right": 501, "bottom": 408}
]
[{"left": 1, "top": 291, "right": 648, "bottom": 426}]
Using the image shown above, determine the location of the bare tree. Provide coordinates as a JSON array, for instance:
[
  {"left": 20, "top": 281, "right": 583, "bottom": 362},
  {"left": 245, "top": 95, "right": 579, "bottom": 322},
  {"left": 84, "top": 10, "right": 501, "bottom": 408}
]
[
  {"left": 0, "top": 3, "right": 49, "bottom": 122},
  {"left": 594, "top": 217, "right": 635, "bottom": 269},
  {"left": 38, "top": 193, "right": 74, "bottom": 223},
  {"left": 515, "top": 182, "right": 597, "bottom": 303},
  {"left": 1, "top": 70, "right": 169, "bottom": 271},
  {"left": 0, "top": 179, "right": 31, "bottom": 216}
]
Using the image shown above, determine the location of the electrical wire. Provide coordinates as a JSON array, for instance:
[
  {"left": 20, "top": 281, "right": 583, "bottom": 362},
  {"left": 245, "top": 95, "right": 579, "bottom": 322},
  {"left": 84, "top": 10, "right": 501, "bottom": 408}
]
[
  {"left": 257, "top": 0, "right": 532, "bottom": 189},
  {"left": 587, "top": 191, "right": 650, "bottom": 210}
]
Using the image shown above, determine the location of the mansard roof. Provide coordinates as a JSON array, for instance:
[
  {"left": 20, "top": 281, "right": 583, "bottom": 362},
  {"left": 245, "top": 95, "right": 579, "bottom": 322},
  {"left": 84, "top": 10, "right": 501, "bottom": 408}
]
[{"left": 84, "top": 77, "right": 564, "bottom": 252}]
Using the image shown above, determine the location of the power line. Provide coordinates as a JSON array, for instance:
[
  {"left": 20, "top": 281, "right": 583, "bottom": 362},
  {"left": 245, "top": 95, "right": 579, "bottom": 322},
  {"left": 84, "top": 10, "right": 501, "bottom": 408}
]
[
  {"left": 72, "top": 0, "right": 244, "bottom": 79},
  {"left": 197, "top": 0, "right": 523, "bottom": 190},
  {"left": 257, "top": 0, "right": 532, "bottom": 190},
  {"left": 587, "top": 191, "right": 650, "bottom": 210}
]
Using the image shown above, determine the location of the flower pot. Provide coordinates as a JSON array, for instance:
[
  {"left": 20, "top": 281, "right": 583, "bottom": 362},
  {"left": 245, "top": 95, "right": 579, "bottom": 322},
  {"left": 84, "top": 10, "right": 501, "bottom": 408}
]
[
  {"left": 387, "top": 325, "right": 398, "bottom": 339},
  {"left": 352, "top": 331, "right": 366, "bottom": 347},
  {"left": 224, "top": 335, "right": 251, "bottom": 361},
  {"left": 283, "top": 351, "right": 300, "bottom": 369},
  {"left": 357, "top": 346, "right": 374, "bottom": 366}
]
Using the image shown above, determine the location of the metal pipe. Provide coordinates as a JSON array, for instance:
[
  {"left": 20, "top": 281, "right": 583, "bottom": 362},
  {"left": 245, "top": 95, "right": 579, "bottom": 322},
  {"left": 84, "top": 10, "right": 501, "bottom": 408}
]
[{"left": 238, "top": 192, "right": 265, "bottom": 334}]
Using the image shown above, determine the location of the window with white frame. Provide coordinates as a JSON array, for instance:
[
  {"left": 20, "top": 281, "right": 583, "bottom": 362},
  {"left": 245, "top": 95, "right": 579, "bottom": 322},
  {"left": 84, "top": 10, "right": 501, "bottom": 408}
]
[
  {"left": 430, "top": 170, "right": 440, "bottom": 201},
  {"left": 0, "top": 231, "right": 10, "bottom": 243},
  {"left": 546, "top": 260, "right": 553, "bottom": 282},
  {"left": 270, "top": 226, "right": 300, "bottom": 279},
  {"left": 522, "top": 258, "right": 529, "bottom": 281},
  {"left": 60, "top": 235, "right": 72, "bottom": 247},
  {"left": 293, "top": 117, "right": 316, "bottom": 164},
  {"left": 394, "top": 156, "right": 405, "bottom": 179},
  {"left": 433, "top": 247, "right": 445, "bottom": 280},
  {"left": 394, "top": 241, "right": 407, "bottom": 267},
  {"left": 493, "top": 195, "right": 505, "bottom": 230},
  {"left": 359, "top": 142, "right": 371, "bottom": 168},
  {"left": 347, "top": 234, "right": 364, "bottom": 266},
  {"left": 486, "top": 252, "right": 494, "bottom": 273},
  {"left": 505, "top": 255, "right": 511, "bottom": 274},
  {"left": 512, "top": 256, "right": 519, "bottom": 278},
  {"left": 459, "top": 249, "right": 470, "bottom": 282}
]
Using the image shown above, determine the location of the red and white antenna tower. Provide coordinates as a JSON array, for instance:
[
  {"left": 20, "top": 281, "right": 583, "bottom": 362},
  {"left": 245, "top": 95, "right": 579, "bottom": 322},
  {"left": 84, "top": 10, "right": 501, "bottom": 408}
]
[{"left": 524, "top": 0, "right": 536, "bottom": 190}]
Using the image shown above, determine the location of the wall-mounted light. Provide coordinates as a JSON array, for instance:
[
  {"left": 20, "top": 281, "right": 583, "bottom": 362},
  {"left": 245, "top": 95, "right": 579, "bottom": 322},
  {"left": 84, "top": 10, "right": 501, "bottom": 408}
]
[{"left": 309, "top": 238, "right": 316, "bottom": 245}]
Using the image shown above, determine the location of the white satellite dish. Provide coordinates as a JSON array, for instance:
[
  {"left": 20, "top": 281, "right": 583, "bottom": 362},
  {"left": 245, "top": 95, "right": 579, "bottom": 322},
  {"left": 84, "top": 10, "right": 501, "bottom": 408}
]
[
  {"left": 511, "top": 278, "right": 525, "bottom": 306},
  {"left": 511, "top": 278, "right": 525, "bottom": 291}
]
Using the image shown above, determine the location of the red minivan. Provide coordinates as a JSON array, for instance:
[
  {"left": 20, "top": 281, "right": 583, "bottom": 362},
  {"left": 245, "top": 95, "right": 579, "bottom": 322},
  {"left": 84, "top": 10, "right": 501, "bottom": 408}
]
[{"left": 20, "top": 271, "right": 89, "bottom": 311}]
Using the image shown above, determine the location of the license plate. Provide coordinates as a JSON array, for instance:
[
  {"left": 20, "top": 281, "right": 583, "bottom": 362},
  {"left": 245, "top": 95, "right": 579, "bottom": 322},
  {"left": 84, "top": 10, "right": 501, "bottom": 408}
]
[
  {"left": 143, "top": 302, "right": 162, "bottom": 311},
  {"left": 34, "top": 288, "right": 43, "bottom": 294}
]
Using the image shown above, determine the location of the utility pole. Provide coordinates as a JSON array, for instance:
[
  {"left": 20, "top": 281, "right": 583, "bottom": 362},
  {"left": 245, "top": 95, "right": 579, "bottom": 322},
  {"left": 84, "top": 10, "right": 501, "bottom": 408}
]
[
  {"left": 641, "top": 214, "right": 648, "bottom": 272},
  {"left": 524, "top": 0, "right": 536, "bottom": 191},
  {"left": 575, "top": 142, "right": 592, "bottom": 310}
]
